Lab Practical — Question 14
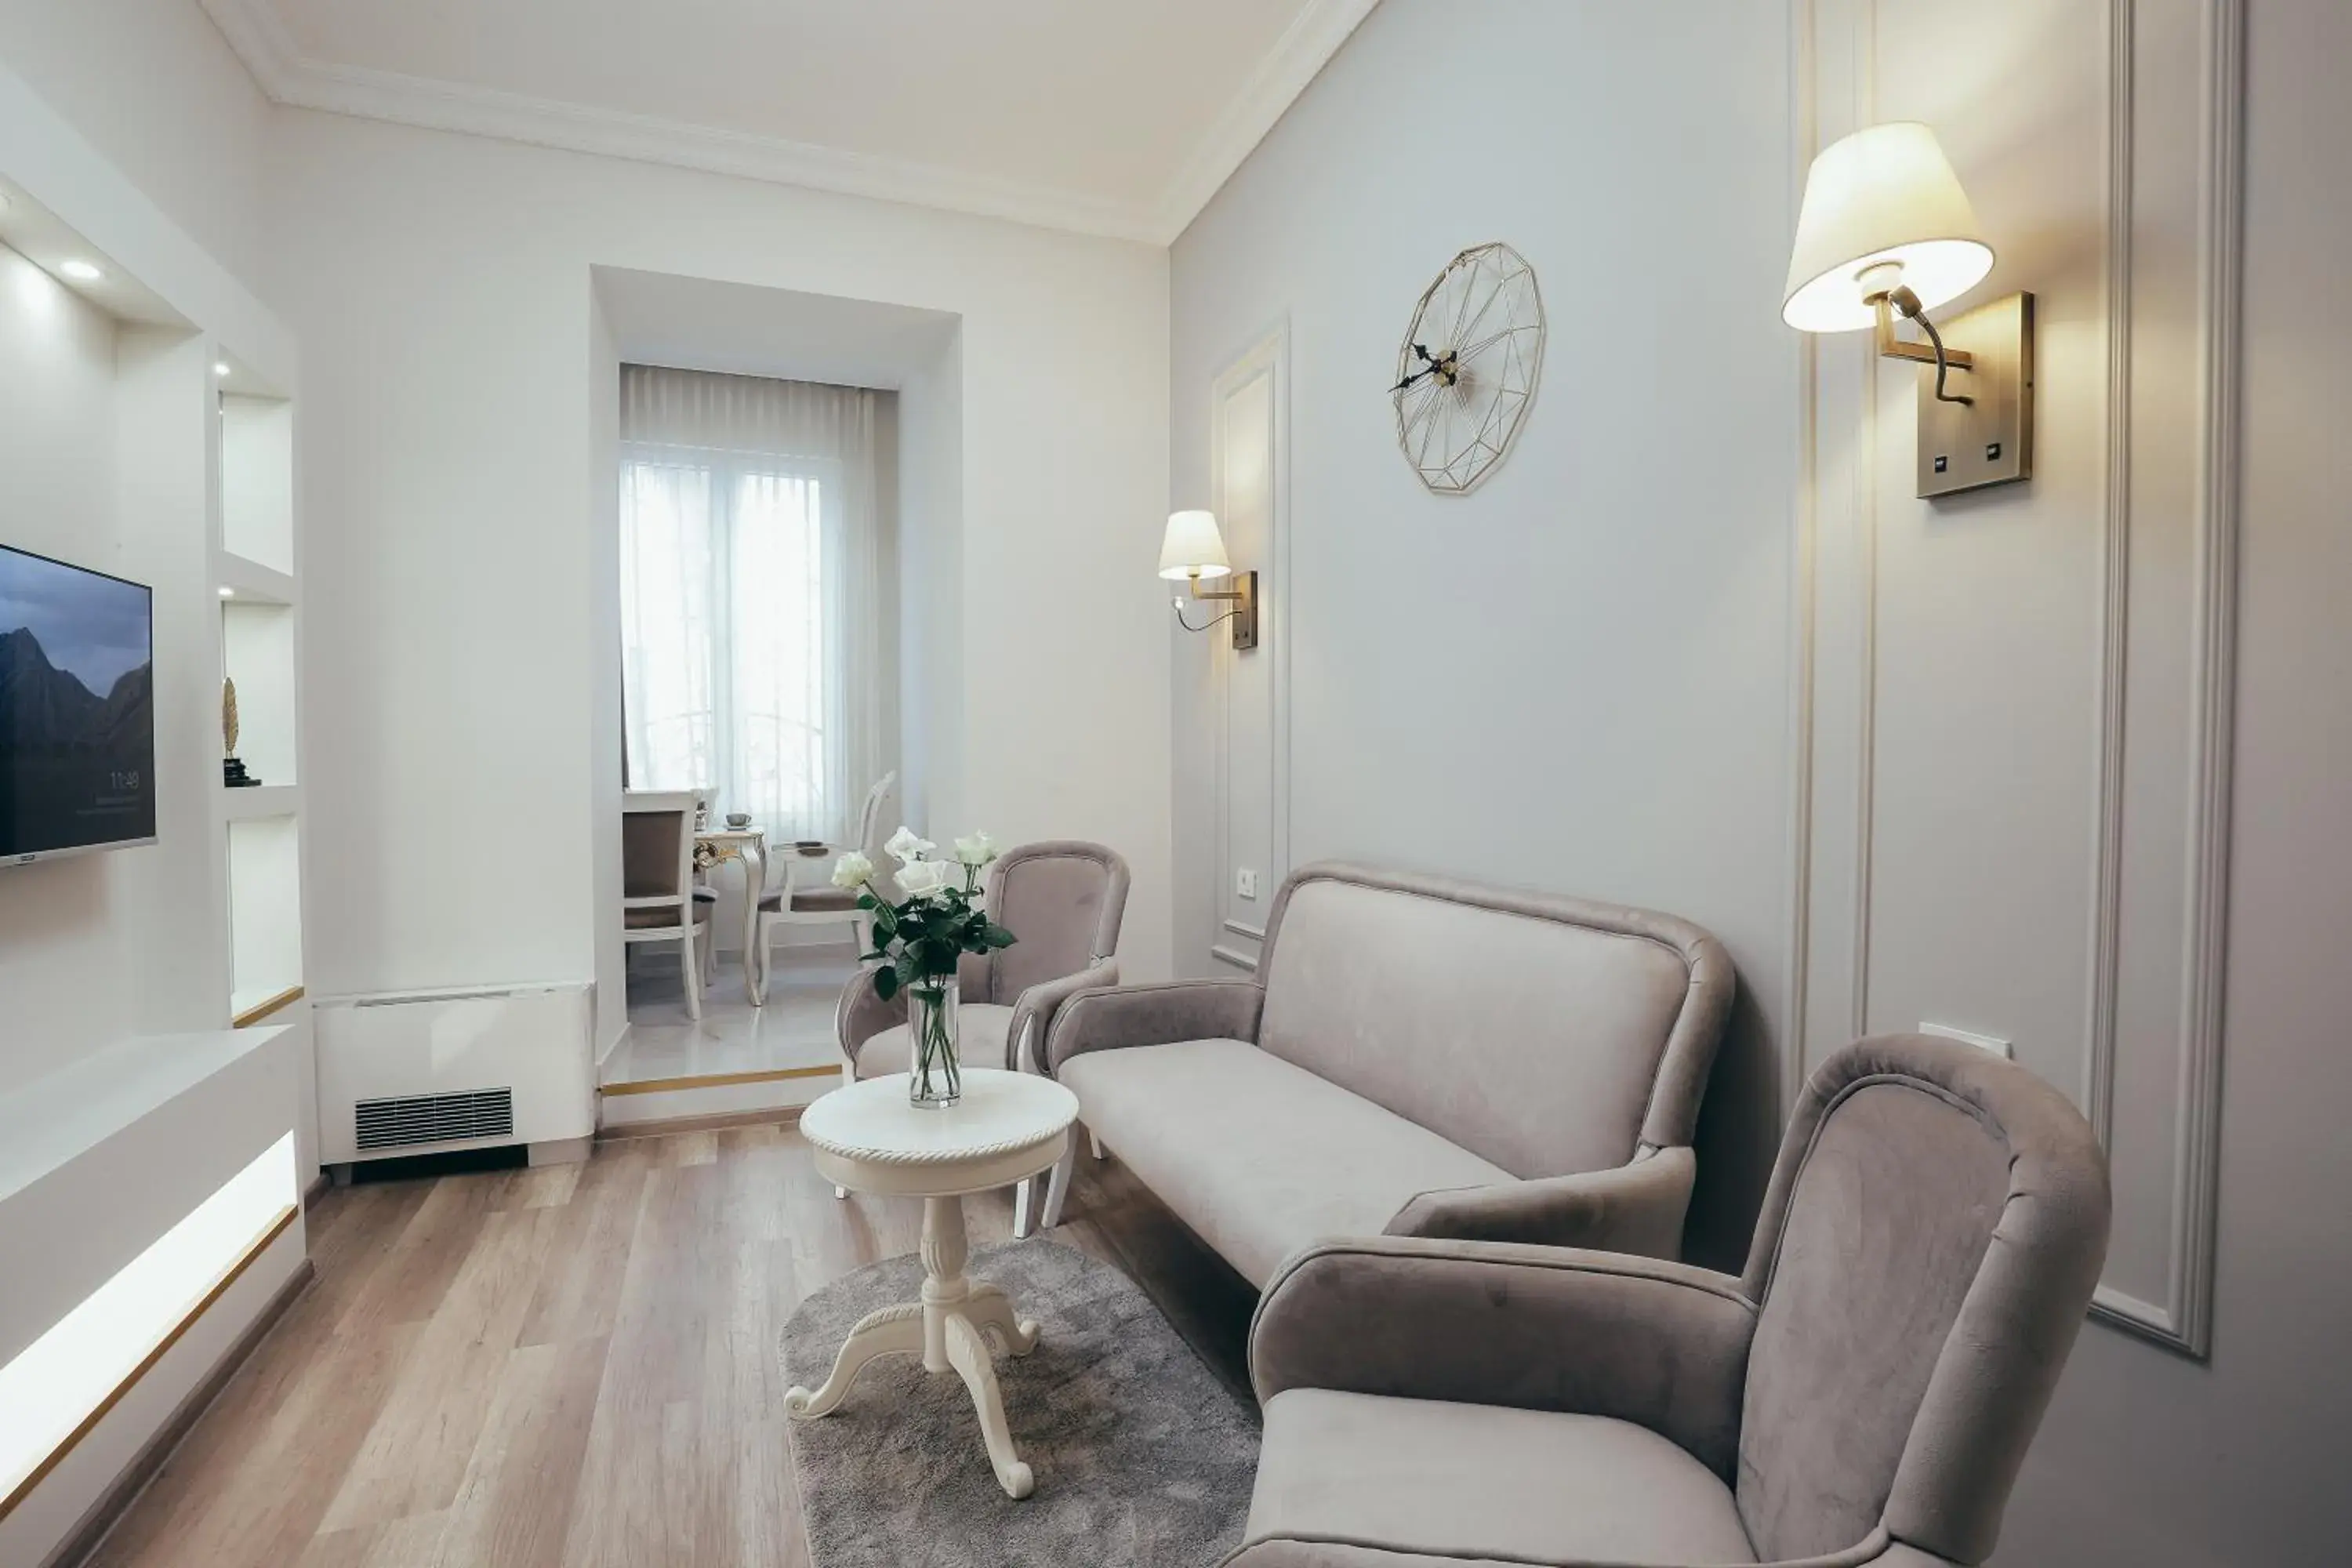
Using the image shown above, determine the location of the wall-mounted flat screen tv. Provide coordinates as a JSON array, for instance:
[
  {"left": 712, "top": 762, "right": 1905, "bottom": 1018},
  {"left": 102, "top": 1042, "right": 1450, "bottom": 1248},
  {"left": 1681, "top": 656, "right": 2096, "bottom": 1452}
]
[{"left": 1, "top": 543, "right": 157, "bottom": 864}]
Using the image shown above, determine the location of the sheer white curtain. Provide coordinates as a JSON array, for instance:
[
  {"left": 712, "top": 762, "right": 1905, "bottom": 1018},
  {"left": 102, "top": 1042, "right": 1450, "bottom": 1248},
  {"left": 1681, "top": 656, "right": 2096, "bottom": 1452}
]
[{"left": 619, "top": 366, "right": 883, "bottom": 844}]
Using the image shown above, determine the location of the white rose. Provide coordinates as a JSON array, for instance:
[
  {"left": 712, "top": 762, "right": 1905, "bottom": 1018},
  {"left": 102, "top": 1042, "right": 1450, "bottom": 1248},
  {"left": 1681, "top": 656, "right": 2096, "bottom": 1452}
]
[
  {"left": 953, "top": 830, "right": 999, "bottom": 868},
  {"left": 884, "top": 826, "right": 935, "bottom": 866},
  {"left": 894, "top": 858, "right": 953, "bottom": 901},
  {"left": 831, "top": 850, "right": 874, "bottom": 889}
]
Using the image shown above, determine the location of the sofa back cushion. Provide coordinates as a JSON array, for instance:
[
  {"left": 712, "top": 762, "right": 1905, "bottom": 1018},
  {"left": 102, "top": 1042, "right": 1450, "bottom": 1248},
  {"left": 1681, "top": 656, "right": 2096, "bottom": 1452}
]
[
  {"left": 1254, "top": 870, "right": 1700, "bottom": 1178},
  {"left": 1736, "top": 1080, "right": 2005, "bottom": 1559},
  {"left": 1733, "top": 1038, "right": 2111, "bottom": 1566}
]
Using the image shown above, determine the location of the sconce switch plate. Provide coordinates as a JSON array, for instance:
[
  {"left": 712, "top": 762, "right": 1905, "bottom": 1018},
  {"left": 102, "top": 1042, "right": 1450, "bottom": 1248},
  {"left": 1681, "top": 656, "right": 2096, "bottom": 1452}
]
[
  {"left": 1916, "top": 291, "right": 2034, "bottom": 499},
  {"left": 1919, "top": 1022, "right": 2013, "bottom": 1059},
  {"left": 1227, "top": 570, "right": 1259, "bottom": 652}
]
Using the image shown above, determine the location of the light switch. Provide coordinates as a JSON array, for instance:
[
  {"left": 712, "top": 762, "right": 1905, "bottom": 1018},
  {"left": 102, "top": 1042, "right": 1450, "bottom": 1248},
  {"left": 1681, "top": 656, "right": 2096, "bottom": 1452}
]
[
  {"left": 1236, "top": 868, "right": 1258, "bottom": 900},
  {"left": 1919, "top": 1022, "right": 2012, "bottom": 1059}
]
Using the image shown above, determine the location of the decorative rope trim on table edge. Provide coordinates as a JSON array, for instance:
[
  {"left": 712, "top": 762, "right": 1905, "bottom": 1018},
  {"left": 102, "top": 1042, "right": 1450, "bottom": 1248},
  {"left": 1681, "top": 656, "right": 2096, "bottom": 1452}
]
[{"left": 799, "top": 1127, "right": 1075, "bottom": 1167}]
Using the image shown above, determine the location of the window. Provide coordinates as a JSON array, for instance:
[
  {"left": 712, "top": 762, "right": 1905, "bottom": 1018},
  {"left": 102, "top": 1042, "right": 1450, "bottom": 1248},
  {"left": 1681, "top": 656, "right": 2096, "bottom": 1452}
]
[{"left": 619, "top": 367, "right": 883, "bottom": 843}]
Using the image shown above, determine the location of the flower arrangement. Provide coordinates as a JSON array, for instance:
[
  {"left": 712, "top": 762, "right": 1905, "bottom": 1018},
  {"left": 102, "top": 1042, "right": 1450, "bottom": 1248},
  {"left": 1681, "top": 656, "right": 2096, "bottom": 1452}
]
[{"left": 834, "top": 827, "right": 1016, "bottom": 1106}]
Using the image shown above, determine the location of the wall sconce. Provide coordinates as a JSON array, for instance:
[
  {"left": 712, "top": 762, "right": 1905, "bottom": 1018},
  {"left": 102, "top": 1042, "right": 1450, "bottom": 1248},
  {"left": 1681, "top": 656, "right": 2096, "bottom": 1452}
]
[
  {"left": 1784, "top": 121, "right": 2034, "bottom": 499},
  {"left": 1160, "top": 509, "right": 1258, "bottom": 651}
]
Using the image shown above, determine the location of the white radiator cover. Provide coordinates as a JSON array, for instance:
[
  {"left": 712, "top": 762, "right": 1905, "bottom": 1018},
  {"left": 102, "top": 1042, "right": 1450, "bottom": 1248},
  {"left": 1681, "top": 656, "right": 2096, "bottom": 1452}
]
[{"left": 314, "top": 982, "right": 594, "bottom": 1163}]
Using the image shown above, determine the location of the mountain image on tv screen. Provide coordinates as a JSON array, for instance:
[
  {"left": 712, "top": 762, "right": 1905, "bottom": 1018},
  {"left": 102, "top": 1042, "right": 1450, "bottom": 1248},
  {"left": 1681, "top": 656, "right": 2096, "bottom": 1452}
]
[{"left": 0, "top": 544, "right": 157, "bottom": 860}]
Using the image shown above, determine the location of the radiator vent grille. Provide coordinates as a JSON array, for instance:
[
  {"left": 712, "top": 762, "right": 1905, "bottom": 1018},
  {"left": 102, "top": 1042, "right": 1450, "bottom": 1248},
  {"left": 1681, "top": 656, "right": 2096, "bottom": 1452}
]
[{"left": 354, "top": 1087, "right": 515, "bottom": 1152}]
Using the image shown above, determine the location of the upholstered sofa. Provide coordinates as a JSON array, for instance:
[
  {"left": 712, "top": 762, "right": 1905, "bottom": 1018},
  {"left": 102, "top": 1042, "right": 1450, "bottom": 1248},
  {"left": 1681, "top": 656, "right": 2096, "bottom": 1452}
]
[
  {"left": 1039, "top": 863, "right": 1734, "bottom": 1285},
  {"left": 1224, "top": 1035, "right": 2113, "bottom": 1566}
]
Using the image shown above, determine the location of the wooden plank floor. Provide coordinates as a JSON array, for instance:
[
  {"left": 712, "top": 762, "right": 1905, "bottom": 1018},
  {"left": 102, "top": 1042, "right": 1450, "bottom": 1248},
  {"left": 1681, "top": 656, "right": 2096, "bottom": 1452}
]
[{"left": 82, "top": 1125, "right": 1257, "bottom": 1568}]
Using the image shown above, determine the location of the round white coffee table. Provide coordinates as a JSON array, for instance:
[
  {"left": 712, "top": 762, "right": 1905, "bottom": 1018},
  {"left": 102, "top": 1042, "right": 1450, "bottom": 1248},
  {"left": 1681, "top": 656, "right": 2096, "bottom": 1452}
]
[{"left": 786, "top": 1067, "right": 1080, "bottom": 1499}]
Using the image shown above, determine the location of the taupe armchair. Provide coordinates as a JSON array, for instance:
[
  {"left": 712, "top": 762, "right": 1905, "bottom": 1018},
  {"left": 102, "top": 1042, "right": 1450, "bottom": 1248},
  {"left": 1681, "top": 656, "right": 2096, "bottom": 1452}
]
[
  {"left": 835, "top": 840, "right": 1130, "bottom": 1219},
  {"left": 1228, "top": 1035, "right": 2112, "bottom": 1568}
]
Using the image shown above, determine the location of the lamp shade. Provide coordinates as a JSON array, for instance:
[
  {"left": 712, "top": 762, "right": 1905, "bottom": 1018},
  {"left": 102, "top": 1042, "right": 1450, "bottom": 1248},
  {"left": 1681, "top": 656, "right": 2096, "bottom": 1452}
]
[
  {"left": 1782, "top": 122, "right": 1994, "bottom": 333},
  {"left": 1158, "top": 509, "right": 1232, "bottom": 580}
]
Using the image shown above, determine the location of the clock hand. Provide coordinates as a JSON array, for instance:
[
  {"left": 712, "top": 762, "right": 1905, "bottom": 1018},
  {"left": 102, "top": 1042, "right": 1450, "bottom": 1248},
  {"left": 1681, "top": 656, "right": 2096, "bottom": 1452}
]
[{"left": 1392, "top": 341, "right": 1460, "bottom": 394}]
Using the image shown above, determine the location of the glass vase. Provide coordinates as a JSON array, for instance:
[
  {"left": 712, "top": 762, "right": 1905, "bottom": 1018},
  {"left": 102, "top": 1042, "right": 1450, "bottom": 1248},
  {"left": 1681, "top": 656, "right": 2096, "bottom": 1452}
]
[{"left": 907, "top": 979, "right": 961, "bottom": 1109}]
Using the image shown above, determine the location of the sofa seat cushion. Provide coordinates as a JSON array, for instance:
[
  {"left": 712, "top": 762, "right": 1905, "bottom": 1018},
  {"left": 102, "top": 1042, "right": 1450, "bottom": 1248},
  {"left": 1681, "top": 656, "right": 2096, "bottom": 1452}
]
[
  {"left": 1248, "top": 1388, "right": 1757, "bottom": 1566},
  {"left": 855, "top": 1003, "right": 1015, "bottom": 1079},
  {"left": 1057, "top": 1039, "right": 1512, "bottom": 1287}
]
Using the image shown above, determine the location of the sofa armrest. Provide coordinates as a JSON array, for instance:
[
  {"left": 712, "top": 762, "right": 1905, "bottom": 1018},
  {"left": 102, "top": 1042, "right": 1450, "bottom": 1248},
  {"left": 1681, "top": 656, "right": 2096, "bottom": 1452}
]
[
  {"left": 833, "top": 965, "right": 905, "bottom": 1063},
  {"left": 1042, "top": 978, "right": 1265, "bottom": 1075},
  {"left": 1249, "top": 1236, "right": 1757, "bottom": 1481},
  {"left": 1384, "top": 1145, "right": 1696, "bottom": 1261},
  {"left": 1004, "top": 960, "right": 1117, "bottom": 1073}
]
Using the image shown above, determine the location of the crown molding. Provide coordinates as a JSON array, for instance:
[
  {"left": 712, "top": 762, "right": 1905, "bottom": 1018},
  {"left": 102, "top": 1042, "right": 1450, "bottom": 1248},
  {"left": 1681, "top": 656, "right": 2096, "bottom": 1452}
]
[
  {"left": 201, "top": 0, "right": 1377, "bottom": 246},
  {"left": 1152, "top": 0, "right": 1380, "bottom": 241}
]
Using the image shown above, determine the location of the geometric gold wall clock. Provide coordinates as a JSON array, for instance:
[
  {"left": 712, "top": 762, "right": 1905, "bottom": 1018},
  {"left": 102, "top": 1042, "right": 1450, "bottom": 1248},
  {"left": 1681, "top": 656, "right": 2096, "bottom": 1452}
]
[{"left": 1390, "top": 241, "right": 1546, "bottom": 495}]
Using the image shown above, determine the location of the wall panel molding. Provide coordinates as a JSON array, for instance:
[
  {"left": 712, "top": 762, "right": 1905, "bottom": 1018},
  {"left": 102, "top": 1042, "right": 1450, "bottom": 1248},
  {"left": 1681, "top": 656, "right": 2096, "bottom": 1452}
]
[
  {"left": 1792, "top": 0, "right": 1881, "bottom": 1101},
  {"left": 2082, "top": 0, "right": 2243, "bottom": 1359},
  {"left": 1796, "top": 0, "right": 2240, "bottom": 1359},
  {"left": 1207, "top": 324, "right": 1290, "bottom": 971},
  {"left": 1779, "top": 0, "right": 1821, "bottom": 1120}
]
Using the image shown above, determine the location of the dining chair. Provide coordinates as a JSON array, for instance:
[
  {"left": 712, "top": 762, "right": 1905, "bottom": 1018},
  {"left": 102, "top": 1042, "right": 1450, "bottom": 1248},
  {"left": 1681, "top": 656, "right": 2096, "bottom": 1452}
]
[
  {"left": 752, "top": 770, "right": 897, "bottom": 1005},
  {"left": 689, "top": 787, "right": 720, "bottom": 987},
  {"left": 622, "top": 789, "right": 714, "bottom": 1022}
]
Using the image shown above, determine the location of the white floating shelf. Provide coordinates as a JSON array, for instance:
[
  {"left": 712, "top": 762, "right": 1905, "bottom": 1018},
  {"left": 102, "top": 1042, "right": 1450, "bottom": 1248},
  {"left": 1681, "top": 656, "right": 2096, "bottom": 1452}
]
[
  {"left": 214, "top": 550, "right": 296, "bottom": 607},
  {"left": 220, "top": 783, "right": 300, "bottom": 822}
]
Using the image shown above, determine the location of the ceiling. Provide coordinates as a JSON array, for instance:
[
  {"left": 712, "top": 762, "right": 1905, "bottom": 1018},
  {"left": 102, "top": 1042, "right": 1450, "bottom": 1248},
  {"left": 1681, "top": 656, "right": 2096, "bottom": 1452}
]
[{"left": 200, "top": 0, "right": 1377, "bottom": 242}]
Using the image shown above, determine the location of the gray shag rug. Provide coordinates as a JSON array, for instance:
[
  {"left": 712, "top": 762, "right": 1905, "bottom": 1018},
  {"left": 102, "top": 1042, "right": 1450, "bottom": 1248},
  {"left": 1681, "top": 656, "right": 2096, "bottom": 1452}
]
[{"left": 781, "top": 1240, "right": 1259, "bottom": 1567}]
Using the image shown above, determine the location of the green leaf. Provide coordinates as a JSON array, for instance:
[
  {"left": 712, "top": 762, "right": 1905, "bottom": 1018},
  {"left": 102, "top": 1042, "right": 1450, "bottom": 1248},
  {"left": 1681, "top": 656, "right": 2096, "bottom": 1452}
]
[
  {"left": 873, "top": 966, "right": 899, "bottom": 1001},
  {"left": 979, "top": 923, "right": 1018, "bottom": 950}
]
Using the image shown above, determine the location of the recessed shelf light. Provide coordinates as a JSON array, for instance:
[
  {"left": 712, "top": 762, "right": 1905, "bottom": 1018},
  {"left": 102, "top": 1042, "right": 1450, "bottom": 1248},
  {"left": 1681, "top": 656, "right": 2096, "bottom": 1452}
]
[
  {"left": 59, "top": 260, "right": 103, "bottom": 282},
  {"left": 214, "top": 362, "right": 232, "bottom": 378},
  {"left": 218, "top": 586, "right": 237, "bottom": 599}
]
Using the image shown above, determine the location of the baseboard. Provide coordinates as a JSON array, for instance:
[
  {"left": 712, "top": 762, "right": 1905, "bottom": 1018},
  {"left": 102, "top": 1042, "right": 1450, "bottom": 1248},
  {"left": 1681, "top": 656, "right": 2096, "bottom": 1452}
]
[
  {"left": 299, "top": 1171, "right": 331, "bottom": 1210},
  {"left": 43, "top": 1256, "right": 317, "bottom": 1568},
  {"left": 594, "top": 1105, "right": 807, "bottom": 1141}
]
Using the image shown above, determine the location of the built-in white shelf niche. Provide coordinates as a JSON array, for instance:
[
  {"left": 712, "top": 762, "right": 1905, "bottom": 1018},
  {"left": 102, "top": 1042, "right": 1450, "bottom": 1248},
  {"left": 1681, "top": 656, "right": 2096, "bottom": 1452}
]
[
  {"left": 219, "top": 393, "right": 293, "bottom": 577},
  {"left": 221, "top": 598, "right": 296, "bottom": 789},
  {"left": 227, "top": 813, "right": 303, "bottom": 1021}
]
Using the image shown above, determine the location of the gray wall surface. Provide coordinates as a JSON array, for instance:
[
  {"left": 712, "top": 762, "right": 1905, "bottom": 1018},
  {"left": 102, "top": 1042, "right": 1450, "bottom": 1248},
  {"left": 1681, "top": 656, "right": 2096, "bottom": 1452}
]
[{"left": 1170, "top": 2, "right": 2352, "bottom": 1561}]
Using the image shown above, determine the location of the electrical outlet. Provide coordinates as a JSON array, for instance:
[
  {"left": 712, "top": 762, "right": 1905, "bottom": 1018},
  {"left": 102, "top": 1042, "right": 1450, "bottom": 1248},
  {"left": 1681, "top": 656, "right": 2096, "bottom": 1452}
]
[
  {"left": 1920, "top": 1022, "right": 2013, "bottom": 1059},
  {"left": 1235, "top": 868, "right": 1258, "bottom": 900}
]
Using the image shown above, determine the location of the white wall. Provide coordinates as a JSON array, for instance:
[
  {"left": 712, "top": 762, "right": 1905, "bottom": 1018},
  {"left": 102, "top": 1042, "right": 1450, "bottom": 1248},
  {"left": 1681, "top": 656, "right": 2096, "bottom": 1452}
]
[
  {"left": 0, "top": 249, "right": 141, "bottom": 1087},
  {"left": 0, "top": 0, "right": 270, "bottom": 296},
  {"left": 1169, "top": 0, "right": 1802, "bottom": 1259},
  {"left": 267, "top": 113, "right": 1173, "bottom": 1028}
]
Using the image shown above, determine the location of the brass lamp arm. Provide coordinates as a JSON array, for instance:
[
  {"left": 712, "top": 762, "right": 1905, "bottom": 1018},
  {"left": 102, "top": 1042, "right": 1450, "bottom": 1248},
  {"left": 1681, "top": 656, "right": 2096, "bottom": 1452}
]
[
  {"left": 1168, "top": 569, "right": 1259, "bottom": 651},
  {"left": 1871, "top": 284, "right": 1975, "bottom": 405}
]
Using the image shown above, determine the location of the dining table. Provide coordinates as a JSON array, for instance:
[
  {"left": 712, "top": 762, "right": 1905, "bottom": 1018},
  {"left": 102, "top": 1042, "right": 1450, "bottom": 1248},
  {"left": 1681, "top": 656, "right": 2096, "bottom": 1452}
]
[{"left": 693, "top": 822, "right": 769, "bottom": 1003}]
